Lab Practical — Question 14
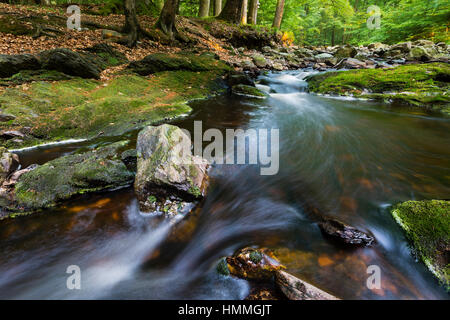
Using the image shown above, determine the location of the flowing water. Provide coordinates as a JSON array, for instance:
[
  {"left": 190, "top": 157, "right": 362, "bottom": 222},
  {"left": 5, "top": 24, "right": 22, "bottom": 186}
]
[{"left": 1, "top": 70, "right": 449, "bottom": 299}]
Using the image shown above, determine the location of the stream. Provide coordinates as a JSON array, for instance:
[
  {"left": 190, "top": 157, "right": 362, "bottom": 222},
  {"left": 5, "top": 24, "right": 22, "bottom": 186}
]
[{"left": 0, "top": 70, "right": 449, "bottom": 299}]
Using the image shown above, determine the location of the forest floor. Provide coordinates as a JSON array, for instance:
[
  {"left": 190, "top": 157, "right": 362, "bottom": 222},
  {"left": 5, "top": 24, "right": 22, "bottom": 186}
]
[{"left": 0, "top": 3, "right": 259, "bottom": 81}]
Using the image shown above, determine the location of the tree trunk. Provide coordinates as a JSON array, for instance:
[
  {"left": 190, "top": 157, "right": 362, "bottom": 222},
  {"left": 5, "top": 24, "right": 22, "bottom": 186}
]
[
  {"left": 218, "top": 0, "right": 243, "bottom": 24},
  {"left": 331, "top": 27, "right": 335, "bottom": 46},
  {"left": 248, "top": 0, "right": 258, "bottom": 24},
  {"left": 214, "top": 0, "right": 222, "bottom": 16},
  {"left": 240, "top": 0, "right": 248, "bottom": 25},
  {"left": 155, "top": 0, "right": 180, "bottom": 40},
  {"left": 198, "top": 0, "right": 210, "bottom": 17},
  {"left": 123, "top": 0, "right": 139, "bottom": 47},
  {"left": 272, "top": 0, "right": 285, "bottom": 29}
]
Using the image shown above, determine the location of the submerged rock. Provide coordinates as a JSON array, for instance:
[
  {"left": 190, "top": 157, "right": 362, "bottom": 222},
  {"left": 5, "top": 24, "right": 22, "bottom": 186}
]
[
  {"left": 275, "top": 270, "right": 339, "bottom": 300},
  {"left": 0, "top": 54, "right": 41, "bottom": 78},
  {"left": 134, "top": 124, "right": 209, "bottom": 214},
  {"left": 318, "top": 218, "right": 375, "bottom": 246},
  {"left": 391, "top": 200, "right": 449, "bottom": 290},
  {"left": 8, "top": 141, "right": 134, "bottom": 213}
]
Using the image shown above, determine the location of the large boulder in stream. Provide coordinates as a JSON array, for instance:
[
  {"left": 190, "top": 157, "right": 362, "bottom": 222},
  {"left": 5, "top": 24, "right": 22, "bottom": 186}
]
[
  {"left": 391, "top": 200, "right": 449, "bottom": 291},
  {"left": 6, "top": 141, "right": 135, "bottom": 213},
  {"left": 134, "top": 124, "right": 209, "bottom": 215}
]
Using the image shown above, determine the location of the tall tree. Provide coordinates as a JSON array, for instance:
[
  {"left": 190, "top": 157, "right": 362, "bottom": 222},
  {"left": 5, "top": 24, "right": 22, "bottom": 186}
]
[
  {"left": 155, "top": 0, "right": 180, "bottom": 40},
  {"left": 248, "top": 0, "right": 258, "bottom": 24},
  {"left": 240, "top": 0, "right": 248, "bottom": 24},
  {"left": 199, "top": 0, "right": 210, "bottom": 17},
  {"left": 214, "top": 0, "right": 222, "bottom": 16},
  {"left": 218, "top": 0, "right": 243, "bottom": 24},
  {"left": 272, "top": 0, "right": 285, "bottom": 29}
]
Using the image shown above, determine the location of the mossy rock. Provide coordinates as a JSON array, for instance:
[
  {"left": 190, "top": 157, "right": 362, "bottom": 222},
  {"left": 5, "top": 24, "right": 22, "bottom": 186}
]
[
  {"left": 0, "top": 71, "right": 225, "bottom": 149},
  {"left": 127, "top": 52, "right": 231, "bottom": 76},
  {"left": 391, "top": 200, "right": 450, "bottom": 290},
  {"left": 307, "top": 63, "right": 450, "bottom": 114},
  {"left": 231, "top": 84, "right": 268, "bottom": 98},
  {"left": 11, "top": 141, "right": 134, "bottom": 212}
]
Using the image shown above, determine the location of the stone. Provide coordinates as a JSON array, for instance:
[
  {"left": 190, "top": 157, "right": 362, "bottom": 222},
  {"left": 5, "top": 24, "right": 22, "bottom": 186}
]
[
  {"left": 318, "top": 218, "right": 375, "bottom": 246},
  {"left": 0, "top": 147, "right": 20, "bottom": 186},
  {"left": 335, "top": 58, "right": 367, "bottom": 70},
  {"left": 102, "top": 29, "right": 125, "bottom": 42},
  {"left": 334, "top": 45, "right": 358, "bottom": 59},
  {"left": 0, "top": 130, "right": 24, "bottom": 140},
  {"left": 391, "top": 200, "right": 449, "bottom": 291},
  {"left": 134, "top": 124, "right": 209, "bottom": 212},
  {"left": 0, "top": 112, "right": 16, "bottom": 122},
  {"left": 12, "top": 141, "right": 134, "bottom": 211},
  {"left": 231, "top": 84, "right": 268, "bottom": 98},
  {"left": 40, "top": 48, "right": 102, "bottom": 79},
  {"left": 252, "top": 54, "right": 268, "bottom": 68},
  {"left": 226, "top": 247, "right": 285, "bottom": 280},
  {"left": 0, "top": 54, "right": 41, "bottom": 78},
  {"left": 127, "top": 53, "right": 229, "bottom": 75}
]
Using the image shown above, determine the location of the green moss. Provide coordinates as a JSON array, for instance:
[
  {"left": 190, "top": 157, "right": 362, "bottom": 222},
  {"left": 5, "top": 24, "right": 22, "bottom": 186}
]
[
  {"left": 148, "top": 195, "right": 157, "bottom": 203},
  {"left": 12, "top": 141, "right": 134, "bottom": 212},
  {"left": 391, "top": 200, "right": 450, "bottom": 290},
  {"left": 0, "top": 70, "right": 226, "bottom": 149},
  {"left": 307, "top": 63, "right": 450, "bottom": 114}
]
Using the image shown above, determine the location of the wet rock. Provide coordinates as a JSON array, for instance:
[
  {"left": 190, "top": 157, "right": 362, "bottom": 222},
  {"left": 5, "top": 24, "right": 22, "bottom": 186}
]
[
  {"left": 408, "top": 46, "right": 434, "bottom": 61},
  {"left": 11, "top": 141, "right": 134, "bottom": 211},
  {"left": 334, "top": 45, "right": 358, "bottom": 59},
  {"left": 0, "top": 112, "right": 16, "bottom": 122},
  {"left": 318, "top": 218, "right": 374, "bottom": 246},
  {"left": 391, "top": 200, "right": 449, "bottom": 291},
  {"left": 0, "top": 130, "right": 25, "bottom": 140},
  {"left": 226, "top": 247, "right": 285, "bottom": 280},
  {"left": 134, "top": 124, "right": 209, "bottom": 213},
  {"left": 127, "top": 53, "right": 229, "bottom": 75},
  {"left": 2, "top": 164, "right": 38, "bottom": 188},
  {"left": 240, "top": 59, "right": 257, "bottom": 70},
  {"left": 40, "top": 48, "right": 102, "bottom": 79},
  {"left": 0, "top": 148, "right": 20, "bottom": 186},
  {"left": 275, "top": 270, "right": 339, "bottom": 300},
  {"left": 252, "top": 54, "right": 268, "bottom": 68},
  {"left": 231, "top": 84, "right": 268, "bottom": 98},
  {"left": 272, "top": 62, "right": 284, "bottom": 71},
  {"left": 121, "top": 149, "right": 137, "bottom": 172},
  {"left": 0, "top": 54, "right": 41, "bottom": 78},
  {"left": 245, "top": 283, "right": 286, "bottom": 300}
]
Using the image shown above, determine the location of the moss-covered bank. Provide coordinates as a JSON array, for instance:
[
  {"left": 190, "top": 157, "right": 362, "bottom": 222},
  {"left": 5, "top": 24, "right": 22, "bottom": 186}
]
[
  {"left": 307, "top": 63, "right": 450, "bottom": 115},
  {"left": 391, "top": 200, "right": 449, "bottom": 290},
  {"left": 0, "top": 70, "right": 226, "bottom": 149}
]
